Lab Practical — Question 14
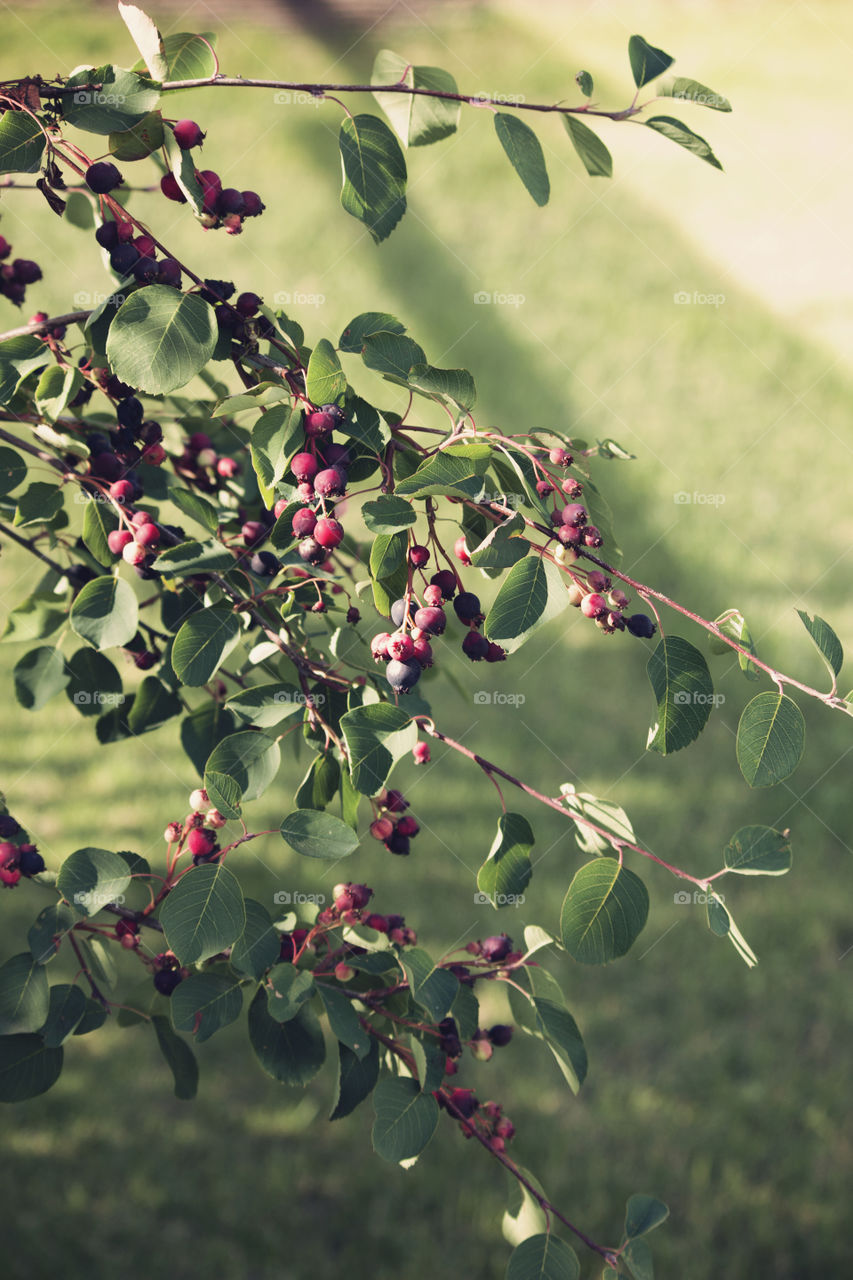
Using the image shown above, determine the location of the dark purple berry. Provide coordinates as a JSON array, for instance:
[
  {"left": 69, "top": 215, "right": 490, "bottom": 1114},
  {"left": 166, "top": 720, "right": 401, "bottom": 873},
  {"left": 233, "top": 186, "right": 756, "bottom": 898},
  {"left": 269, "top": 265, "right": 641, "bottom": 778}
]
[
  {"left": 481, "top": 934, "right": 512, "bottom": 963},
  {"left": 12, "top": 259, "right": 42, "bottom": 285},
  {"left": 85, "top": 162, "right": 123, "bottom": 194},
  {"left": 109, "top": 244, "right": 140, "bottom": 276},
  {"left": 241, "top": 191, "right": 265, "bottom": 217},
  {"left": 386, "top": 831, "right": 411, "bottom": 856},
  {"left": 298, "top": 537, "right": 326, "bottom": 566},
  {"left": 487, "top": 1024, "right": 513, "bottom": 1047},
  {"left": 626, "top": 613, "right": 656, "bottom": 639},
  {"left": 429, "top": 570, "right": 457, "bottom": 600},
  {"left": 462, "top": 631, "right": 490, "bottom": 661},
  {"left": 386, "top": 658, "right": 422, "bottom": 694},
  {"left": 153, "top": 968, "right": 183, "bottom": 996},
  {"left": 95, "top": 222, "right": 120, "bottom": 250},
  {"left": 18, "top": 846, "right": 45, "bottom": 877},
  {"left": 413, "top": 606, "right": 446, "bottom": 636},
  {"left": 390, "top": 598, "right": 409, "bottom": 628},
  {"left": 250, "top": 550, "right": 280, "bottom": 577},
  {"left": 453, "top": 592, "right": 483, "bottom": 624},
  {"left": 117, "top": 397, "right": 144, "bottom": 431}
]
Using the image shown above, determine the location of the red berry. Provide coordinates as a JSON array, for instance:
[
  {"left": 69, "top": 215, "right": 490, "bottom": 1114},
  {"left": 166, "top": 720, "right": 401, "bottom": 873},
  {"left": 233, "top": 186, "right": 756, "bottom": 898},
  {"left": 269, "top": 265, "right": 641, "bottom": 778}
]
[
  {"left": 291, "top": 508, "right": 318, "bottom": 537},
  {"left": 187, "top": 828, "right": 215, "bottom": 857},
  {"left": 314, "top": 467, "right": 346, "bottom": 497},
  {"left": 216, "top": 457, "right": 240, "bottom": 478},
  {"left": 454, "top": 536, "right": 471, "bottom": 565},
  {"left": 411, "top": 637, "right": 433, "bottom": 667},
  {"left": 413, "top": 743, "right": 431, "bottom": 765},
  {"left": 134, "top": 522, "right": 160, "bottom": 549},
  {"left": 109, "top": 479, "right": 134, "bottom": 505},
  {"left": 581, "top": 592, "right": 607, "bottom": 619},
  {"left": 304, "top": 410, "right": 336, "bottom": 437},
  {"left": 0, "top": 866, "right": 21, "bottom": 887},
  {"left": 0, "top": 842, "right": 17, "bottom": 869},
  {"left": 173, "top": 119, "right": 205, "bottom": 150},
  {"left": 561, "top": 503, "right": 587, "bottom": 527},
  {"left": 387, "top": 633, "right": 415, "bottom": 662},
  {"left": 397, "top": 816, "right": 419, "bottom": 838},
  {"left": 409, "top": 544, "right": 430, "bottom": 568},
  {"left": 133, "top": 234, "right": 156, "bottom": 257},
  {"left": 107, "top": 529, "right": 133, "bottom": 555},
  {"left": 273, "top": 498, "right": 289, "bottom": 520},
  {"left": 314, "top": 517, "right": 344, "bottom": 549},
  {"left": 370, "top": 817, "right": 394, "bottom": 841}
]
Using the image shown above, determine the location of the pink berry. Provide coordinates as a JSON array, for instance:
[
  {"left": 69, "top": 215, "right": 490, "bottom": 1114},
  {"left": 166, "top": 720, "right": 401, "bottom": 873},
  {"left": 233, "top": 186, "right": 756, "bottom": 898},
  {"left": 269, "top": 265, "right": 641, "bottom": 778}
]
[
  {"left": 314, "top": 468, "right": 346, "bottom": 497},
  {"left": 387, "top": 633, "right": 415, "bottom": 662},
  {"left": 304, "top": 410, "right": 336, "bottom": 437},
  {"left": 292, "top": 508, "right": 317, "bottom": 537},
  {"left": 409, "top": 544, "right": 430, "bottom": 568},
  {"left": 314, "top": 517, "right": 344, "bottom": 549},
  {"left": 413, "top": 743, "right": 431, "bottom": 765},
  {"left": 0, "top": 866, "right": 21, "bottom": 887},
  {"left": 241, "top": 520, "right": 265, "bottom": 546},
  {"left": 273, "top": 498, "right": 289, "bottom": 520},
  {"left": 370, "top": 817, "right": 394, "bottom": 841},
  {"left": 216, "top": 457, "right": 240, "bottom": 478},
  {"left": 423, "top": 583, "right": 443, "bottom": 607},
  {"left": 173, "top": 119, "right": 205, "bottom": 150},
  {"left": 291, "top": 452, "right": 319, "bottom": 483},
  {"left": 134, "top": 522, "right": 160, "bottom": 548},
  {"left": 411, "top": 637, "right": 433, "bottom": 667},
  {"left": 549, "top": 447, "right": 573, "bottom": 466},
  {"left": 370, "top": 633, "right": 391, "bottom": 662},
  {"left": 587, "top": 570, "right": 610, "bottom": 592},
  {"left": 108, "top": 479, "right": 134, "bottom": 506},
  {"left": 413, "top": 606, "right": 446, "bottom": 636},
  {"left": 580, "top": 592, "right": 607, "bottom": 619},
  {"left": 0, "top": 842, "right": 17, "bottom": 869},
  {"left": 454, "top": 536, "right": 471, "bottom": 565},
  {"left": 296, "top": 482, "right": 314, "bottom": 502},
  {"left": 107, "top": 529, "right": 133, "bottom": 555},
  {"left": 187, "top": 828, "right": 215, "bottom": 857}
]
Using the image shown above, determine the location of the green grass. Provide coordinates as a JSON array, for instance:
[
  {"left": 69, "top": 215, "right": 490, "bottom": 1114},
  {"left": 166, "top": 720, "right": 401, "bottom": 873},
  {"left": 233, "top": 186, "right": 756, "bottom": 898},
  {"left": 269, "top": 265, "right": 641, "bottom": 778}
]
[{"left": 1, "top": 4, "right": 852, "bottom": 1278}]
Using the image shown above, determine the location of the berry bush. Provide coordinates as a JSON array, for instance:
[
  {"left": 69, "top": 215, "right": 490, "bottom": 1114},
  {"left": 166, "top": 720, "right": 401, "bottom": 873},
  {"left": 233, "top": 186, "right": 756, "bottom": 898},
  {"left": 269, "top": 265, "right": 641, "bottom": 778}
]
[{"left": 0, "top": 7, "right": 849, "bottom": 1277}]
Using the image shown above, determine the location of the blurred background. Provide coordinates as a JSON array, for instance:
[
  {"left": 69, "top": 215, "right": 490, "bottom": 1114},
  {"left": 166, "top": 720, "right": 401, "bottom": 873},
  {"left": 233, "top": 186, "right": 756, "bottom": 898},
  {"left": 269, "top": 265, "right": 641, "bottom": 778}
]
[{"left": 1, "top": 2, "right": 852, "bottom": 1277}]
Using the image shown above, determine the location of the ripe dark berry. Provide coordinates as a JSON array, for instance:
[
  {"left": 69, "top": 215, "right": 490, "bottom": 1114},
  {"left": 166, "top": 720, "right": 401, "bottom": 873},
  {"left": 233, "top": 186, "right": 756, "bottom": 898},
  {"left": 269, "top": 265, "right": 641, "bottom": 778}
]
[
  {"left": 364, "top": 912, "right": 389, "bottom": 933},
  {"left": 18, "top": 846, "right": 45, "bottom": 877},
  {"left": 160, "top": 172, "right": 187, "bottom": 202},
  {"left": 413, "top": 606, "right": 446, "bottom": 636},
  {"left": 235, "top": 291, "right": 261, "bottom": 317},
  {"left": 86, "top": 162, "right": 123, "bottom": 194},
  {"left": 557, "top": 524, "right": 582, "bottom": 546},
  {"left": 384, "top": 790, "right": 408, "bottom": 813},
  {"left": 485, "top": 642, "right": 506, "bottom": 663},
  {"left": 157, "top": 258, "right": 182, "bottom": 288},
  {"left": 200, "top": 280, "right": 234, "bottom": 305},
  {"left": 110, "top": 244, "right": 140, "bottom": 276},
  {"left": 481, "top": 934, "right": 512, "bottom": 963},
  {"left": 95, "top": 221, "right": 120, "bottom": 250},
  {"left": 429, "top": 570, "right": 457, "bottom": 600},
  {"left": 487, "top": 1024, "right": 513, "bottom": 1047},
  {"left": 314, "top": 467, "right": 346, "bottom": 497},
  {"left": 250, "top": 550, "right": 279, "bottom": 576},
  {"left": 291, "top": 508, "right": 317, "bottom": 537},
  {"left": 386, "top": 658, "right": 422, "bottom": 694},
  {"left": 390, "top": 598, "right": 409, "bottom": 628},
  {"left": 0, "top": 237, "right": 10, "bottom": 260},
  {"left": 173, "top": 119, "right": 205, "bottom": 149},
  {"left": 216, "top": 188, "right": 245, "bottom": 217},
  {"left": 198, "top": 169, "right": 222, "bottom": 210},
  {"left": 397, "top": 816, "right": 419, "bottom": 838},
  {"left": 90, "top": 452, "right": 123, "bottom": 481},
  {"left": 346, "top": 606, "right": 360, "bottom": 625},
  {"left": 298, "top": 537, "right": 325, "bottom": 566},
  {"left": 153, "top": 968, "right": 183, "bottom": 996},
  {"left": 313, "top": 517, "right": 344, "bottom": 549},
  {"left": 304, "top": 409, "right": 336, "bottom": 437},
  {"left": 133, "top": 255, "right": 159, "bottom": 283},
  {"left": 323, "top": 443, "right": 350, "bottom": 467},
  {"left": 117, "top": 396, "right": 144, "bottom": 431},
  {"left": 561, "top": 503, "right": 587, "bottom": 527},
  {"left": 453, "top": 592, "right": 483, "bottom": 624},
  {"left": 626, "top": 613, "right": 656, "bottom": 639},
  {"left": 241, "top": 520, "right": 265, "bottom": 547},
  {"left": 0, "top": 817, "right": 20, "bottom": 839},
  {"left": 241, "top": 190, "right": 265, "bottom": 217},
  {"left": 409, "top": 544, "right": 430, "bottom": 568},
  {"left": 448, "top": 1088, "right": 478, "bottom": 1119},
  {"left": 386, "top": 831, "right": 411, "bottom": 856},
  {"left": 462, "top": 631, "right": 490, "bottom": 661}
]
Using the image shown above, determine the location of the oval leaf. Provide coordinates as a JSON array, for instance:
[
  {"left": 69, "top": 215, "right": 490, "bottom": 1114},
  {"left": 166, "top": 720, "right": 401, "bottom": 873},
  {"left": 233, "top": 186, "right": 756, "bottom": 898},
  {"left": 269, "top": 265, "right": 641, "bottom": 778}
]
[
  {"left": 0, "top": 1035, "right": 63, "bottom": 1102},
  {"left": 371, "top": 1076, "right": 439, "bottom": 1163},
  {"left": 172, "top": 606, "right": 241, "bottom": 686},
  {"left": 736, "top": 692, "right": 805, "bottom": 788},
  {"left": 339, "top": 114, "right": 407, "bottom": 243},
  {"left": 494, "top": 113, "right": 550, "bottom": 206},
  {"left": 159, "top": 863, "right": 246, "bottom": 965},
  {"left": 106, "top": 286, "right": 216, "bottom": 394},
  {"left": 562, "top": 116, "right": 612, "bottom": 177},
  {"left": 646, "top": 636, "right": 714, "bottom": 754},
  {"left": 724, "top": 825, "right": 791, "bottom": 876},
  {"left": 560, "top": 858, "right": 649, "bottom": 964},
  {"left": 70, "top": 575, "right": 139, "bottom": 651},
  {"left": 247, "top": 987, "right": 326, "bottom": 1086},
  {"left": 57, "top": 847, "right": 131, "bottom": 917},
  {"left": 279, "top": 809, "right": 360, "bottom": 860},
  {"left": 506, "top": 1233, "right": 580, "bottom": 1280}
]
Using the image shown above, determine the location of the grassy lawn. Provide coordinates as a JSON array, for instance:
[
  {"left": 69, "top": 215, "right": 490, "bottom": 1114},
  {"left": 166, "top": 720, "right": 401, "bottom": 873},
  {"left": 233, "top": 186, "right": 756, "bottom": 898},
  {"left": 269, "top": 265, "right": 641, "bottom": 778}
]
[{"left": 1, "top": 4, "right": 852, "bottom": 1278}]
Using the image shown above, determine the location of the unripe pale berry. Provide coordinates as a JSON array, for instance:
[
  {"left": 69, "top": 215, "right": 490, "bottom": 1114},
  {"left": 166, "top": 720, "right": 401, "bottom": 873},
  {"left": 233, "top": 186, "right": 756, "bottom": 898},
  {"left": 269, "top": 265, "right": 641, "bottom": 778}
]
[
  {"left": 581, "top": 592, "right": 607, "bottom": 619},
  {"left": 122, "top": 541, "right": 147, "bottom": 566},
  {"left": 549, "top": 447, "right": 572, "bottom": 466},
  {"left": 207, "top": 809, "right": 227, "bottom": 829},
  {"left": 567, "top": 583, "right": 585, "bottom": 607},
  {"left": 370, "top": 632, "right": 391, "bottom": 662},
  {"left": 413, "top": 742, "right": 431, "bottom": 765},
  {"left": 189, "top": 788, "right": 208, "bottom": 811},
  {"left": 164, "top": 822, "right": 182, "bottom": 843}
]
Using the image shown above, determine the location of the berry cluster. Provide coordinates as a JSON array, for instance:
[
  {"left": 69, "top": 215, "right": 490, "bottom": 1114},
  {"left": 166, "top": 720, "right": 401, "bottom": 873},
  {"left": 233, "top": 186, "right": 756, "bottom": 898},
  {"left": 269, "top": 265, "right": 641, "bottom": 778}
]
[
  {"left": 280, "top": 405, "right": 350, "bottom": 568},
  {"left": 0, "top": 812, "right": 45, "bottom": 887},
  {"left": 369, "top": 788, "right": 420, "bottom": 857},
  {"left": 164, "top": 788, "right": 228, "bottom": 866},
  {"left": 94, "top": 215, "right": 182, "bottom": 288},
  {"left": 371, "top": 564, "right": 505, "bottom": 696},
  {"left": 174, "top": 426, "right": 241, "bottom": 494},
  {"left": 158, "top": 120, "right": 266, "bottom": 235},
  {"left": 0, "top": 235, "right": 42, "bottom": 307},
  {"left": 439, "top": 1088, "right": 516, "bottom": 1153},
  {"left": 565, "top": 571, "right": 656, "bottom": 638}
]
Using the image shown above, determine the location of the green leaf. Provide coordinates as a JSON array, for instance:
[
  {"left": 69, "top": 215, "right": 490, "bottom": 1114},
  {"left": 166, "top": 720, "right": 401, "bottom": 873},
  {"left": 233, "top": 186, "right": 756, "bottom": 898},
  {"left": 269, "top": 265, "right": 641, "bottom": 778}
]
[
  {"left": 560, "top": 858, "right": 649, "bottom": 964},
  {"left": 82, "top": 497, "right": 119, "bottom": 567},
  {"left": 181, "top": 701, "right": 236, "bottom": 777},
  {"left": 64, "top": 65, "right": 160, "bottom": 134},
  {"left": 407, "top": 363, "right": 476, "bottom": 412},
  {"left": 646, "top": 636, "right": 715, "bottom": 754},
  {"left": 118, "top": 2, "right": 169, "bottom": 80},
  {"left": 230, "top": 898, "right": 280, "bottom": 981},
  {"left": 503, "top": 1167, "right": 549, "bottom": 1246},
  {"left": 13, "top": 646, "right": 69, "bottom": 710},
  {"left": 661, "top": 77, "right": 731, "bottom": 111},
  {"left": 296, "top": 752, "right": 340, "bottom": 811},
  {"left": 28, "top": 903, "right": 77, "bottom": 965},
  {"left": 706, "top": 895, "right": 730, "bottom": 937},
  {"left": 709, "top": 608, "right": 759, "bottom": 680},
  {"left": 152, "top": 1015, "right": 198, "bottom": 1099},
  {"left": 172, "top": 606, "right": 241, "bottom": 686},
  {"left": 724, "top": 825, "right": 792, "bottom": 876},
  {"left": 41, "top": 984, "right": 88, "bottom": 1047},
  {"left": 73, "top": 998, "right": 109, "bottom": 1037},
  {"left": 205, "top": 731, "right": 280, "bottom": 803},
  {"left": 65, "top": 191, "right": 96, "bottom": 229},
  {"left": 372, "top": 1076, "right": 439, "bottom": 1163},
  {"left": 622, "top": 1237, "right": 654, "bottom": 1280},
  {"left": 109, "top": 110, "right": 164, "bottom": 160},
  {"left": 484, "top": 556, "right": 565, "bottom": 654},
  {"left": 645, "top": 116, "right": 723, "bottom": 170},
  {"left": 494, "top": 113, "right": 550, "bottom": 206},
  {"left": 14, "top": 481, "right": 63, "bottom": 527},
  {"left": 395, "top": 445, "right": 492, "bottom": 500},
  {"left": 0, "top": 110, "right": 45, "bottom": 174},
  {"left": 362, "top": 495, "right": 418, "bottom": 534},
  {"left": 279, "top": 809, "right": 360, "bottom": 860},
  {"left": 0, "top": 954, "right": 49, "bottom": 1034},
  {"left": 509, "top": 967, "right": 587, "bottom": 1093},
  {"left": 0, "top": 1035, "right": 63, "bottom": 1102},
  {"left": 797, "top": 610, "right": 843, "bottom": 681},
  {"left": 628, "top": 35, "right": 674, "bottom": 88},
  {"left": 469, "top": 514, "right": 529, "bottom": 571},
  {"left": 106, "top": 286, "right": 217, "bottom": 395},
  {"left": 126, "top": 676, "right": 182, "bottom": 735},
  {"left": 248, "top": 987, "right": 326, "bottom": 1086},
  {"left": 70, "top": 574, "right": 138, "bottom": 651},
  {"left": 562, "top": 116, "right": 612, "bottom": 177},
  {"left": 250, "top": 405, "right": 303, "bottom": 506},
  {"left": 624, "top": 1194, "right": 669, "bottom": 1239},
  {"left": 575, "top": 71, "right": 594, "bottom": 98},
  {"left": 159, "top": 31, "right": 218, "bottom": 79},
  {"left": 266, "top": 965, "right": 315, "bottom": 1023},
  {"left": 331, "top": 1039, "right": 380, "bottom": 1120},
  {"left": 736, "top": 692, "right": 805, "bottom": 788},
  {"left": 372, "top": 50, "right": 460, "bottom": 147},
  {"left": 339, "top": 113, "right": 407, "bottom": 243},
  {"left": 319, "top": 985, "right": 372, "bottom": 1059},
  {"left": 306, "top": 338, "right": 347, "bottom": 405},
  {"left": 171, "top": 972, "right": 243, "bottom": 1043},
  {"left": 339, "top": 310, "right": 405, "bottom": 353},
  {"left": 0, "top": 446, "right": 26, "bottom": 497},
  {"left": 169, "top": 487, "right": 219, "bottom": 535},
  {"left": 561, "top": 788, "right": 636, "bottom": 856},
  {"left": 225, "top": 682, "right": 307, "bottom": 730},
  {"left": 57, "top": 847, "right": 131, "bottom": 917},
  {"left": 361, "top": 330, "right": 426, "bottom": 382},
  {"left": 399, "top": 948, "right": 459, "bottom": 1021},
  {"left": 65, "top": 649, "right": 123, "bottom": 718},
  {"left": 340, "top": 702, "right": 417, "bottom": 795},
  {"left": 159, "top": 863, "right": 246, "bottom": 965},
  {"left": 153, "top": 539, "right": 234, "bottom": 577},
  {"left": 506, "top": 1233, "right": 580, "bottom": 1280},
  {"left": 34, "top": 364, "right": 83, "bottom": 422},
  {"left": 477, "top": 812, "right": 533, "bottom": 904},
  {"left": 370, "top": 530, "right": 407, "bottom": 582}
]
